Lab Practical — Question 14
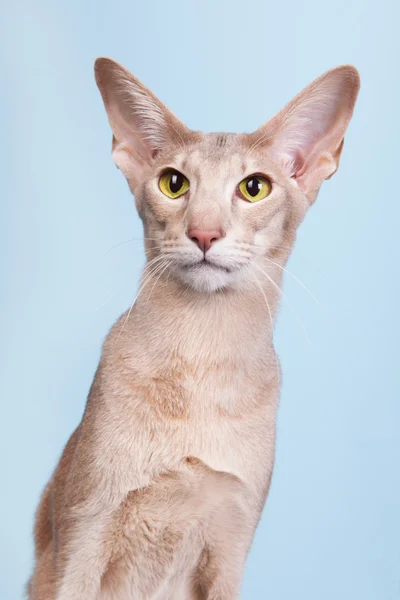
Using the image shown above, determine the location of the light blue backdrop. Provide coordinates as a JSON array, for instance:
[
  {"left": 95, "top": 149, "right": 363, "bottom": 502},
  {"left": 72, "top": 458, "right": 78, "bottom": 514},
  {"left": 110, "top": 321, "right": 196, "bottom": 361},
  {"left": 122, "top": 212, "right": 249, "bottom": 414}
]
[{"left": 1, "top": 0, "right": 399, "bottom": 598}]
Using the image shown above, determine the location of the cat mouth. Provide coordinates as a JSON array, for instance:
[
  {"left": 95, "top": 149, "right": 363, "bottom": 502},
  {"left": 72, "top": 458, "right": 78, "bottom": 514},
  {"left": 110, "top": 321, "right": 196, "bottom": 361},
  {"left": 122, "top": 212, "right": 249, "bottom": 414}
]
[{"left": 181, "top": 259, "right": 233, "bottom": 274}]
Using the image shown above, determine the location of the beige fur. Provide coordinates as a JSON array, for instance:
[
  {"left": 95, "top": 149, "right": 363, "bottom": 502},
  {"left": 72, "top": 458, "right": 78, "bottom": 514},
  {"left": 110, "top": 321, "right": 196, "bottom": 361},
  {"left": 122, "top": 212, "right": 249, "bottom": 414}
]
[{"left": 27, "top": 58, "right": 360, "bottom": 599}]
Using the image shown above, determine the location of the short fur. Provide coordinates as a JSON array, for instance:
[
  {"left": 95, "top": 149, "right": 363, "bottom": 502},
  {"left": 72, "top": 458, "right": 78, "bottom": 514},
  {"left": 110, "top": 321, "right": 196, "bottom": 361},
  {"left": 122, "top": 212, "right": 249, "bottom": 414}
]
[{"left": 27, "top": 58, "right": 360, "bottom": 599}]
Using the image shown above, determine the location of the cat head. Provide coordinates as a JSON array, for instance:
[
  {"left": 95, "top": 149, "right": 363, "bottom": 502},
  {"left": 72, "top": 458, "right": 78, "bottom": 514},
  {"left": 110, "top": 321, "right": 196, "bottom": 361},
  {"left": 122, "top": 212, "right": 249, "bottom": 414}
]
[{"left": 95, "top": 58, "right": 359, "bottom": 293}]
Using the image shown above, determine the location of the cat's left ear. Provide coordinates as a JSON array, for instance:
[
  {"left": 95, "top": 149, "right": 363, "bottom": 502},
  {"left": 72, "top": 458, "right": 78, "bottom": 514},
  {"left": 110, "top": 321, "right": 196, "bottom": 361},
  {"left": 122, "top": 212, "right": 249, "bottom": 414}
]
[
  {"left": 254, "top": 66, "right": 360, "bottom": 200},
  {"left": 94, "top": 58, "right": 189, "bottom": 187}
]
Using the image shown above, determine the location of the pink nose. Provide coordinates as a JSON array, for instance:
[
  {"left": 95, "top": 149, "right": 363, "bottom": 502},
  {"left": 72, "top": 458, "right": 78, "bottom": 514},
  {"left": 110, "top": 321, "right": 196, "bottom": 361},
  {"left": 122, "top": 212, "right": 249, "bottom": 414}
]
[{"left": 188, "top": 229, "right": 223, "bottom": 253}]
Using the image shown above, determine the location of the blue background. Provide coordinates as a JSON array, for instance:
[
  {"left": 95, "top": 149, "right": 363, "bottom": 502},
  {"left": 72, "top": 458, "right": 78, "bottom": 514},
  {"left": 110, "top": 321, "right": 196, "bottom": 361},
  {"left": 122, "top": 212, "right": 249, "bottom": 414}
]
[{"left": 1, "top": 1, "right": 399, "bottom": 598}]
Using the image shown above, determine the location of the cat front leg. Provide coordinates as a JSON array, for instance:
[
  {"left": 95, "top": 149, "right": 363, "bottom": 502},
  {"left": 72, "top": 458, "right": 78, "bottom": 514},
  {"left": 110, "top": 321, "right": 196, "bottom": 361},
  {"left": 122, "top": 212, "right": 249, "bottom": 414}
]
[
  {"left": 55, "top": 507, "right": 116, "bottom": 600},
  {"left": 195, "top": 542, "right": 249, "bottom": 600},
  {"left": 53, "top": 393, "right": 163, "bottom": 599},
  {"left": 194, "top": 496, "right": 257, "bottom": 600}
]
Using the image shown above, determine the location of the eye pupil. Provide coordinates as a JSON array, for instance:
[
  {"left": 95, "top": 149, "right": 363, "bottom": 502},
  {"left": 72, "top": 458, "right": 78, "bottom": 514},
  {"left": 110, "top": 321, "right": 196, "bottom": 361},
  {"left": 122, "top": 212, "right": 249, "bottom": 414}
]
[
  {"left": 169, "top": 172, "right": 184, "bottom": 194},
  {"left": 246, "top": 178, "right": 261, "bottom": 197}
]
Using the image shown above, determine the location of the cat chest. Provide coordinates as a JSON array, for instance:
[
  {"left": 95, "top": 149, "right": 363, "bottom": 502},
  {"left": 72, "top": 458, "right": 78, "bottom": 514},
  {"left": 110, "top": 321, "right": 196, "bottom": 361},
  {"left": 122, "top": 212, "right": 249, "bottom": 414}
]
[
  {"left": 142, "top": 381, "right": 277, "bottom": 497},
  {"left": 186, "top": 404, "right": 276, "bottom": 491},
  {"left": 129, "top": 358, "right": 278, "bottom": 494},
  {"left": 141, "top": 359, "right": 274, "bottom": 420}
]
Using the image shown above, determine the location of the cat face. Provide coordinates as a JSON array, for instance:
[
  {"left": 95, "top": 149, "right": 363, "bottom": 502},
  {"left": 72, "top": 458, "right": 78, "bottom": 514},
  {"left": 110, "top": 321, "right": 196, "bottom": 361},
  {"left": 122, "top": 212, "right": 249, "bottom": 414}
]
[
  {"left": 133, "top": 133, "right": 307, "bottom": 293},
  {"left": 95, "top": 59, "right": 359, "bottom": 293}
]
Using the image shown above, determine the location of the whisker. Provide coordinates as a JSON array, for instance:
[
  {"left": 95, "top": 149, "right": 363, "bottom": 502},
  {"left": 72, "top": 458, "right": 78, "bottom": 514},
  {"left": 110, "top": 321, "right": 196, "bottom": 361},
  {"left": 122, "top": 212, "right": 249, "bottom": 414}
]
[
  {"left": 243, "top": 264, "right": 280, "bottom": 383},
  {"left": 140, "top": 255, "right": 170, "bottom": 283},
  {"left": 262, "top": 256, "right": 322, "bottom": 308},
  {"left": 146, "top": 260, "right": 172, "bottom": 302},
  {"left": 251, "top": 260, "right": 311, "bottom": 345},
  {"left": 95, "top": 254, "right": 164, "bottom": 311},
  {"left": 243, "top": 264, "right": 274, "bottom": 332},
  {"left": 244, "top": 122, "right": 282, "bottom": 161},
  {"left": 95, "top": 292, "right": 116, "bottom": 311},
  {"left": 166, "top": 265, "right": 172, "bottom": 287},
  {"left": 101, "top": 237, "right": 164, "bottom": 258},
  {"left": 249, "top": 243, "right": 325, "bottom": 276},
  {"left": 245, "top": 132, "right": 273, "bottom": 160},
  {"left": 114, "top": 256, "right": 168, "bottom": 343},
  {"left": 169, "top": 123, "right": 188, "bottom": 154}
]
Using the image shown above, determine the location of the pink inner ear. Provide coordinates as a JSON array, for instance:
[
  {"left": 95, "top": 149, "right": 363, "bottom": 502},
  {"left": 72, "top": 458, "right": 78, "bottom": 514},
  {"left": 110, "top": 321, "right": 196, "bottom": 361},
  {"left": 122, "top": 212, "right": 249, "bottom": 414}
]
[
  {"left": 263, "top": 68, "right": 360, "bottom": 189},
  {"left": 290, "top": 149, "right": 307, "bottom": 179},
  {"left": 273, "top": 147, "right": 308, "bottom": 180}
]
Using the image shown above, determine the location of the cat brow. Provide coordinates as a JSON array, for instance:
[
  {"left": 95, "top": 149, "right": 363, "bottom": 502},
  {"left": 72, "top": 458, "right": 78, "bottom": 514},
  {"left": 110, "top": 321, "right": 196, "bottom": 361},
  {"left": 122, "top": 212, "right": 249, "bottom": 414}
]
[{"left": 216, "top": 134, "right": 227, "bottom": 149}]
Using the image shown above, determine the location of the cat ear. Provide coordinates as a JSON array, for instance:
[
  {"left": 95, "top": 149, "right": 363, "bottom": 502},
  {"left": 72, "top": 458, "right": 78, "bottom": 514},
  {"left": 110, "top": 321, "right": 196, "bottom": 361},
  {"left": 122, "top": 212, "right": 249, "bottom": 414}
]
[
  {"left": 94, "top": 57, "right": 189, "bottom": 186},
  {"left": 255, "top": 66, "right": 360, "bottom": 198}
]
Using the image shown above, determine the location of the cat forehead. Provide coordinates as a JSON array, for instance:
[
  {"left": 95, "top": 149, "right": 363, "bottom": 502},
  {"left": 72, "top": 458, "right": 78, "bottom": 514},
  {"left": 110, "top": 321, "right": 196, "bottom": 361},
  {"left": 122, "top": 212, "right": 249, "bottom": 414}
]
[
  {"left": 172, "top": 132, "right": 256, "bottom": 177},
  {"left": 195, "top": 132, "right": 244, "bottom": 156}
]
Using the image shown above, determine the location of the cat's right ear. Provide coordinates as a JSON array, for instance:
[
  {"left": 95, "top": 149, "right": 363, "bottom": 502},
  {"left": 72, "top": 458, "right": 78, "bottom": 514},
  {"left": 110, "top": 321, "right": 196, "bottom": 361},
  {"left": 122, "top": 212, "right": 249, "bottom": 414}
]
[
  {"left": 252, "top": 66, "right": 360, "bottom": 201},
  {"left": 94, "top": 58, "right": 188, "bottom": 187}
]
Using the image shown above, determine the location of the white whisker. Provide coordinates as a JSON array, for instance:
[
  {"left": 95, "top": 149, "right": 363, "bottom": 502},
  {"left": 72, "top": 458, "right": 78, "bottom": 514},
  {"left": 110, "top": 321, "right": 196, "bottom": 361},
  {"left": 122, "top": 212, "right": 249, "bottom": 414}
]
[
  {"left": 114, "top": 256, "right": 168, "bottom": 343},
  {"left": 169, "top": 123, "right": 188, "bottom": 154},
  {"left": 243, "top": 264, "right": 280, "bottom": 383},
  {"left": 251, "top": 260, "right": 311, "bottom": 345},
  {"left": 146, "top": 259, "right": 172, "bottom": 301},
  {"left": 95, "top": 292, "right": 116, "bottom": 311},
  {"left": 244, "top": 122, "right": 282, "bottom": 160},
  {"left": 262, "top": 255, "right": 322, "bottom": 308},
  {"left": 101, "top": 237, "right": 164, "bottom": 258},
  {"left": 251, "top": 242, "right": 325, "bottom": 277}
]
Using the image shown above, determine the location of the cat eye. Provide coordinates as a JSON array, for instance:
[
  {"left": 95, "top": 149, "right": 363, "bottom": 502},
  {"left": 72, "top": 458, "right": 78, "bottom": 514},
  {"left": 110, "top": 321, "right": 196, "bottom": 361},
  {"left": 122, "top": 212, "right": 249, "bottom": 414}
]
[
  {"left": 159, "top": 170, "right": 190, "bottom": 199},
  {"left": 238, "top": 175, "right": 272, "bottom": 203}
]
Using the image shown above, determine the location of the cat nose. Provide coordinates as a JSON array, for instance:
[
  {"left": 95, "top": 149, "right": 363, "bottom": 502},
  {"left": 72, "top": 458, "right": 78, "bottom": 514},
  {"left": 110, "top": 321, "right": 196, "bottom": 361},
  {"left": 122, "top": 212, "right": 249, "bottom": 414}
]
[{"left": 187, "top": 228, "right": 223, "bottom": 253}]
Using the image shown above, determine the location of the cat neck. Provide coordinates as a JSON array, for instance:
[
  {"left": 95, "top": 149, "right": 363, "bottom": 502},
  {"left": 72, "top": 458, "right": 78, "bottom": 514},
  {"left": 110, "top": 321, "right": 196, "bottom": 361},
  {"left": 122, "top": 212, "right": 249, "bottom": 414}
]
[{"left": 117, "top": 263, "right": 285, "bottom": 367}]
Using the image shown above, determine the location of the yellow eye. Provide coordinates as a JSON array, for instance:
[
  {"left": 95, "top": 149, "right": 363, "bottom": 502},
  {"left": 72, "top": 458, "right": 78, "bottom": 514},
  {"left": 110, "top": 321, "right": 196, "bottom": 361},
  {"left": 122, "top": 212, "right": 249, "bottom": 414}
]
[
  {"left": 159, "top": 170, "right": 189, "bottom": 199},
  {"left": 238, "top": 175, "right": 272, "bottom": 202}
]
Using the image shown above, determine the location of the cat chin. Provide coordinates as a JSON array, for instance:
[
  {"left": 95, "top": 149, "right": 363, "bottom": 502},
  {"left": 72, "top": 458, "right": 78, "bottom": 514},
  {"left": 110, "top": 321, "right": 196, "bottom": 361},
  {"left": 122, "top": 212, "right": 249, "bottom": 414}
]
[{"left": 173, "top": 263, "right": 239, "bottom": 293}]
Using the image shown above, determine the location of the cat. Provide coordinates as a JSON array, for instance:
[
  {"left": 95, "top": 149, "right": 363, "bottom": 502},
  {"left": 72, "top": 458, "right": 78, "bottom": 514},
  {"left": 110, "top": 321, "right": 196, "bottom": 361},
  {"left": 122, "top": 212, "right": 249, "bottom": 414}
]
[{"left": 27, "top": 58, "right": 359, "bottom": 599}]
